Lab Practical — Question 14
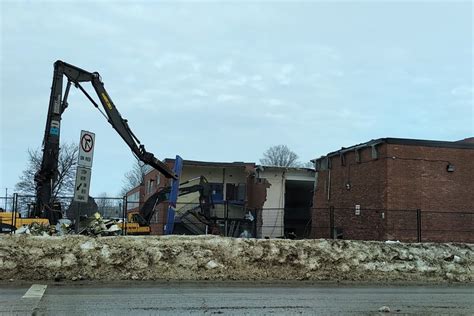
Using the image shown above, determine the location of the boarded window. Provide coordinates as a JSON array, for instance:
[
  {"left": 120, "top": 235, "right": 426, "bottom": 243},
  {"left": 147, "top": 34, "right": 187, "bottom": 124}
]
[
  {"left": 371, "top": 145, "right": 378, "bottom": 159},
  {"left": 355, "top": 149, "right": 361, "bottom": 163},
  {"left": 340, "top": 153, "right": 346, "bottom": 166}
]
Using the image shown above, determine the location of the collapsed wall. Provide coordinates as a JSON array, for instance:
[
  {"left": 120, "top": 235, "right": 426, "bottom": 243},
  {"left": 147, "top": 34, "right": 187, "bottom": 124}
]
[{"left": 0, "top": 235, "right": 472, "bottom": 282}]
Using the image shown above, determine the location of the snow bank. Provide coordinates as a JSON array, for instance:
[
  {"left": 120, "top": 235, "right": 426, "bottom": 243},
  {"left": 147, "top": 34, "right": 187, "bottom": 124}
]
[{"left": 0, "top": 235, "right": 472, "bottom": 282}]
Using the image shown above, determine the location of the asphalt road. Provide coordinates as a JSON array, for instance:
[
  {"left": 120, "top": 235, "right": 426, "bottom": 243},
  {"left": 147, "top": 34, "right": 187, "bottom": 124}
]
[{"left": 0, "top": 282, "right": 473, "bottom": 315}]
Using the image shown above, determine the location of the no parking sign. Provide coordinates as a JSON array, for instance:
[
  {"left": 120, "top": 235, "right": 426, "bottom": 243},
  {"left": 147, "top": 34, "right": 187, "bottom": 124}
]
[{"left": 74, "top": 130, "right": 95, "bottom": 202}]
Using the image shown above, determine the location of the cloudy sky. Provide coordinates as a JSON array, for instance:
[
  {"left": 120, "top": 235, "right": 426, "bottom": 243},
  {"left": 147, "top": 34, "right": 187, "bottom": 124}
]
[{"left": 1, "top": 0, "right": 472, "bottom": 197}]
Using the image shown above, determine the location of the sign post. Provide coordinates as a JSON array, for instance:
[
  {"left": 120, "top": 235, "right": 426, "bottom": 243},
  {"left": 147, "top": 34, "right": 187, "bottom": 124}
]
[{"left": 74, "top": 130, "right": 95, "bottom": 232}]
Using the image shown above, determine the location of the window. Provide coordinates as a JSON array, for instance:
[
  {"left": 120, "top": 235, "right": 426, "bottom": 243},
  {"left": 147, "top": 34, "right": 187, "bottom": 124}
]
[
  {"left": 355, "top": 149, "right": 361, "bottom": 163},
  {"left": 126, "top": 191, "right": 140, "bottom": 210},
  {"left": 146, "top": 179, "right": 155, "bottom": 195},
  {"left": 209, "top": 183, "right": 224, "bottom": 201},
  {"left": 226, "top": 183, "right": 246, "bottom": 201}
]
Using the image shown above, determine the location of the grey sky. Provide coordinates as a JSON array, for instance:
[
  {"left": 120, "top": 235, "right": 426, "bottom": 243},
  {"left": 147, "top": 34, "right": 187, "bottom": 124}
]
[{"left": 1, "top": 0, "right": 472, "bottom": 196}]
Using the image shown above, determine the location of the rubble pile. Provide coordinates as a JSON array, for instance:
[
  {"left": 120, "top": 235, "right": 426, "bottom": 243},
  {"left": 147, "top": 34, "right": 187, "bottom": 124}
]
[
  {"left": 0, "top": 235, "right": 472, "bottom": 282},
  {"left": 14, "top": 222, "right": 52, "bottom": 236},
  {"left": 77, "top": 213, "right": 121, "bottom": 236},
  {"left": 14, "top": 213, "right": 121, "bottom": 237}
]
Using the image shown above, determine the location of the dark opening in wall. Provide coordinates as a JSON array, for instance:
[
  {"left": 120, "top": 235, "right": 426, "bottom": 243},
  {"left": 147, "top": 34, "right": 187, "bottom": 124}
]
[{"left": 284, "top": 180, "right": 313, "bottom": 238}]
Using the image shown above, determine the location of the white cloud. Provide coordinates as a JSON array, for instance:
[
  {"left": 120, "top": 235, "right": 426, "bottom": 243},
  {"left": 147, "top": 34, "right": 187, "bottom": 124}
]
[
  {"left": 262, "top": 98, "right": 284, "bottom": 107},
  {"left": 153, "top": 53, "right": 197, "bottom": 70},
  {"left": 191, "top": 89, "right": 209, "bottom": 97},
  {"left": 217, "top": 60, "right": 233, "bottom": 74},
  {"left": 451, "top": 85, "right": 473, "bottom": 96},
  {"left": 411, "top": 76, "right": 434, "bottom": 85},
  {"left": 229, "top": 76, "right": 248, "bottom": 86},
  {"left": 264, "top": 112, "right": 286, "bottom": 120},
  {"left": 275, "top": 64, "right": 295, "bottom": 85},
  {"left": 217, "top": 94, "right": 243, "bottom": 103}
]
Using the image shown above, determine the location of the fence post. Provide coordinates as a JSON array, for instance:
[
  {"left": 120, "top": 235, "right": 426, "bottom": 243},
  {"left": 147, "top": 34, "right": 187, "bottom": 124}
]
[
  {"left": 224, "top": 201, "right": 228, "bottom": 237},
  {"left": 10, "top": 193, "right": 18, "bottom": 234},
  {"left": 123, "top": 196, "right": 127, "bottom": 236},
  {"left": 329, "top": 206, "right": 334, "bottom": 239},
  {"left": 253, "top": 210, "right": 257, "bottom": 238},
  {"left": 416, "top": 209, "right": 422, "bottom": 242}
]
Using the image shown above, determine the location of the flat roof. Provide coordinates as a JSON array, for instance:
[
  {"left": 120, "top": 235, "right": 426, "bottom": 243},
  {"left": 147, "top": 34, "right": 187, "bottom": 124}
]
[
  {"left": 312, "top": 137, "right": 474, "bottom": 161},
  {"left": 164, "top": 158, "right": 254, "bottom": 168},
  {"left": 257, "top": 165, "right": 315, "bottom": 172}
]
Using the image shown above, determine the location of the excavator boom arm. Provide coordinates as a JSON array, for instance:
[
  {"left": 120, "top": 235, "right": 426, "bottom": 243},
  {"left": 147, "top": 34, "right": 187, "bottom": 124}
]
[{"left": 35, "top": 60, "right": 177, "bottom": 223}]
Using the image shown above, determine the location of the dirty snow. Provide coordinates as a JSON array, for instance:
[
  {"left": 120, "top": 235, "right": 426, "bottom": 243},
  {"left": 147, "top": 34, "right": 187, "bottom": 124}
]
[{"left": 0, "top": 235, "right": 472, "bottom": 282}]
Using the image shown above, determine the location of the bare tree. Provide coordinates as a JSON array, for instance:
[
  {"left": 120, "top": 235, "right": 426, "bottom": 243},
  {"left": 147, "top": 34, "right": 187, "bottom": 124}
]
[
  {"left": 301, "top": 161, "right": 315, "bottom": 169},
  {"left": 15, "top": 142, "right": 78, "bottom": 198},
  {"left": 120, "top": 159, "right": 147, "bottom": 196},
  {"left": 260, "top": 145, "right": 300, "bottom": 167},
  {"left": 96, "top": 192, "right": 119, "bottom": 217}
]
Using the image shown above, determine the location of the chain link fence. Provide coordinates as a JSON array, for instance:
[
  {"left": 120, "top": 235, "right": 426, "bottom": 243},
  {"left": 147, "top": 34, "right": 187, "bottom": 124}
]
[
  {"left": 123, "top": 199, "right": 257, "bottom": 237},
  {"left": 310, "top": 207, "right": 473, "bottom": 243},
  {"left": 1, "top": 194, "right": 472, "bottom": 242}
]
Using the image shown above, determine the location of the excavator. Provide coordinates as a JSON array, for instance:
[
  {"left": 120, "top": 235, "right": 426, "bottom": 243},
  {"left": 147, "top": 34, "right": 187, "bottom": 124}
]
[
  {"left": 122, "top": 175, "right": 213, "bottom": 235},
  {"left": 34, "top": 60, "right": 179, "bottom": 226}
]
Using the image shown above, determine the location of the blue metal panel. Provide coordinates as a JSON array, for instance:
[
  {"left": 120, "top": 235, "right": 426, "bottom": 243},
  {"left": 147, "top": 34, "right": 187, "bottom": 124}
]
[{"left": 164, "top": 155, "right": 183, "bottom": 235}]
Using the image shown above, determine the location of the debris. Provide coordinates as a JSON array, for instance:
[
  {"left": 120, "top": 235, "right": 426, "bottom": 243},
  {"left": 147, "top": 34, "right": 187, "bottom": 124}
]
[
  {"left": 239, "top": 230, "right": 251, "bottom": 238},
  {"left": 385, "top": 240, "right": 400, "bottom": 244},
  {"left": 378, "top": 306, "right": 391, "bottom": 313},
  {"left": 15, "top": 226, "right": 30, "bottom": 235},
  {"left": 107, "top": 224, "right": 121, "bottom": 233},
  {"left": 244, "top": 212, "right": 254, "bottom": 221},
  {"left": 56, "top": 219, "right": 73, "bottom": 236},
  {"left": 15, "top": 222, "right": 51, "bottom": 236},
  {"left": 78, "top": 213, "right": 122, "bottom": 236}
]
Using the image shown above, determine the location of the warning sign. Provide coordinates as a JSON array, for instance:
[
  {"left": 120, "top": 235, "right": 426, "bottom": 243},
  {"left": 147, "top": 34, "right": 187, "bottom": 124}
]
[{"left": 78, "top": 130, "right": 95, "bottom": 168}]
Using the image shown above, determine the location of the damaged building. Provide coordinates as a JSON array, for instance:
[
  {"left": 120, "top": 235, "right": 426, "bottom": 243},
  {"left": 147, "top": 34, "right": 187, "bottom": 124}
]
[
  {"left": 254, "top": 166, "right": 315, "bottom": 238},
  {"left": 126, "top": 159, "right": 315, "bottom": 238}
]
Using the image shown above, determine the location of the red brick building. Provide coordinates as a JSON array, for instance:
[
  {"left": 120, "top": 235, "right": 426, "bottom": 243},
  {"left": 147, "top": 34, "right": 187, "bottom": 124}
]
[{"left": 311, "top": 138, "right": 474, "bottom": 242}]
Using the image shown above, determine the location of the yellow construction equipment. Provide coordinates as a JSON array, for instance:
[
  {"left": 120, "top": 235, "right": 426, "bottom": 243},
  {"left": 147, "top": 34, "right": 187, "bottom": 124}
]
[{"left": 0, "top": 212, "right": 50, "bottom": 233}]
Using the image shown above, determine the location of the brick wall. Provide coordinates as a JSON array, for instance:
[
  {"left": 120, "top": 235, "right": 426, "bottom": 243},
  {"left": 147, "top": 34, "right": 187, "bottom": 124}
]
[
  {"left": 143, "top": 163, "right": 173, "bottom": 235},
  {"left": 312, "top": 145, "right": 388, "bottom": 239},
  {"left": 386, "top": 144, "right": 474, "bottom": 211},
  {"left": 312, "top": 140, "right": 474, "bottom": 242},
  {"left": 385, "top": 144, "right": 474, "bottom": 242}
]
